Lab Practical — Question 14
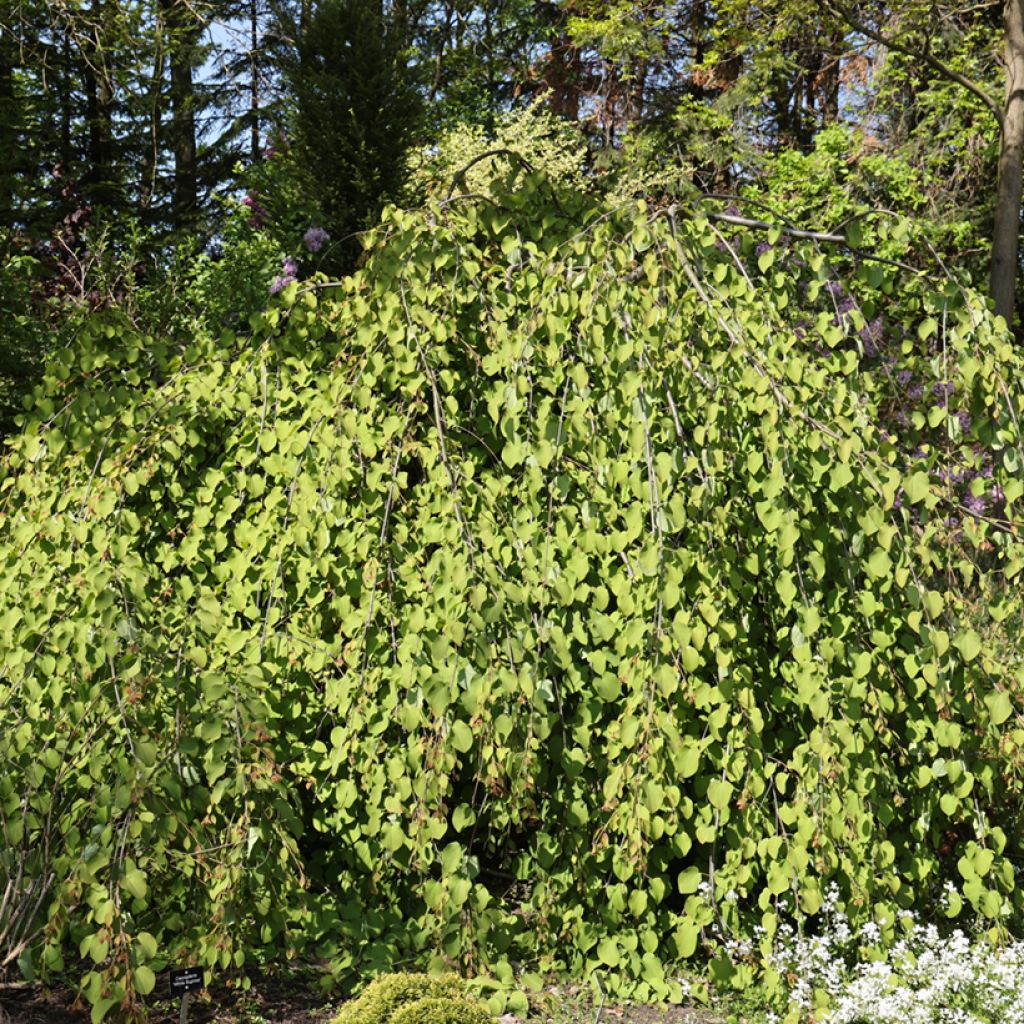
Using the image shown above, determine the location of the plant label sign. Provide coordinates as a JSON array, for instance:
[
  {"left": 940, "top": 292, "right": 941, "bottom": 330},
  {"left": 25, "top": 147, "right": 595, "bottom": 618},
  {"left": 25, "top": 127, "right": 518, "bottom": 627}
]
[{"left": 169, "top": 968, "right": 204, "bottom": 997}]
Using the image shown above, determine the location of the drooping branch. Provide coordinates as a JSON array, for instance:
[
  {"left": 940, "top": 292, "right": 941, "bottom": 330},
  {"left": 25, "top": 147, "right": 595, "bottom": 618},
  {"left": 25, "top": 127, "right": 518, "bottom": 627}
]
[
  {"left": 689, "top": 206, "right": 921, "bottom": 271},
  {"left": 823, "top": 0, "right": 1004, "bottom": 126}
]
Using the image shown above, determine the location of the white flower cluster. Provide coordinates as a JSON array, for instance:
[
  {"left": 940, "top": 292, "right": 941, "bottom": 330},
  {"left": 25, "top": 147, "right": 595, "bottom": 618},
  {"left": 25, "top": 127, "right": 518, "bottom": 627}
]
[{"left": 767, "top": 886, "right": 1024, "bottom": 1024}]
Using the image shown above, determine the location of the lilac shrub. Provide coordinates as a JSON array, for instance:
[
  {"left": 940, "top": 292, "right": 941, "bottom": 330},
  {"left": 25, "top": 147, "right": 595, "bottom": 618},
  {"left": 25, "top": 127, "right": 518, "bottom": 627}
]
[
  {"left": 303, "top": 226, "right": 330, "bottom": 252},
  {"left": 269, "top": 256, "right": 299, "bottom": 295}
]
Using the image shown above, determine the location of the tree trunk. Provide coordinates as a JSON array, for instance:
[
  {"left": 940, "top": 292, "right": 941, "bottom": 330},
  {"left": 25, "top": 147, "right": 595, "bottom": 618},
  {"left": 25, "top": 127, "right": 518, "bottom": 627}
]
[
  {"left": 160, "top": 0, "right": 198, "bottom": 227},
  {"left": 60, "top": 33, "right": 73, "bottom": 171},
  {"left": 82, "top": 58, "right": 116, "bottom": 208},
  {"left": 250, "top": 0, "right": 259, "bottom": 162},
  {"left": 0, "top": 28, "right": 15, "bottom": 220},
  {"left": 990, "top": 0, "right": 1024, "bottom": 324},
  {"left": 82, "top": 1, "right": 116, "bottom": 209},
  {"left": 140, "top": 11, "right": 165, "bottom": 214}
]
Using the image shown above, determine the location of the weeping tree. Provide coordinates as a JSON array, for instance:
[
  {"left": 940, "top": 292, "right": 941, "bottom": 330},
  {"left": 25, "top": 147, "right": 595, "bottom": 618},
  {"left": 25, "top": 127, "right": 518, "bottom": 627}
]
[{"left": 2, "top": 174, "right": 1024, "bottom": 1019}]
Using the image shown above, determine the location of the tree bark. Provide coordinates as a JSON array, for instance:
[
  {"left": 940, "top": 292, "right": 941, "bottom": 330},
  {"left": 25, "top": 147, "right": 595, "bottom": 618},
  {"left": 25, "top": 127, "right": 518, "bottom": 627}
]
[
  {"left": 0, "top": 28, "right": 15, "bottom": 220},
  {"left": 249, "top": 0, "right": 259, "bottom": 162},
  {"left": 159, "top": 0, "right": 198, "bottom": 227},
  {"left": 991, "top": 0, "right": 1024, "bottom": 324},
  {"left": 82, "top": 0, "right": 116, "bottom": 209},
  {"left": 82, "top": 58, "right": 116, "bottom": 207},
  {"left": 140, "top": 9, "right": 165, "bottom": 214}
]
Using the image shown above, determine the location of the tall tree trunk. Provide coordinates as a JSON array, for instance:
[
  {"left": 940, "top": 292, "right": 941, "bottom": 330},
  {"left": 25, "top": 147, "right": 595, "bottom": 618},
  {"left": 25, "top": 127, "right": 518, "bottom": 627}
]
[
  {"left": 60, "top": 33, "right": 74, "bottom": 170},
  {"left": 991, "top": 0, "right": 1024, "bottom": 324},
  {"left": 250, "top": 0, "right": 259, "bottom": 162},
  {"left": 140, "top": 10, "right": 165, "bottom": 214},
  {"left": 82, "top": 57, "right": 116, "bottom": 207},
  {"left": 160, "top": 0, "right": 198, "bottom": 227},
  {"left": 0, "top": 28, "right": 15, "bottom": 221},
  {"left": 82, "top": 1, "right": 116, "bottom": 209}
]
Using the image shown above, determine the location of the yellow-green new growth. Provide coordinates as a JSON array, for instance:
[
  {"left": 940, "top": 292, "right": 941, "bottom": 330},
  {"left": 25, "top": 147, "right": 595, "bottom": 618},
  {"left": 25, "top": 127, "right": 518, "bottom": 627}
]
[
  {"left": 332, "top": 973, "right": 479, "bottom": 1024},
  {"left": 390, "top": 997, "right": 493, "bottom": 1024}
]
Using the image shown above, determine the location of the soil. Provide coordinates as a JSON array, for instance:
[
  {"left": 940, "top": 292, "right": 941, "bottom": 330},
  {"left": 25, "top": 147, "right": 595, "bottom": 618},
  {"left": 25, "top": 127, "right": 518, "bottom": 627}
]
[
  {"left": 0, "top": 971, "right": 337, "bottom": 1024},
  {"left": 0, "top": 977, "right": 727, "bottom": 1024}
]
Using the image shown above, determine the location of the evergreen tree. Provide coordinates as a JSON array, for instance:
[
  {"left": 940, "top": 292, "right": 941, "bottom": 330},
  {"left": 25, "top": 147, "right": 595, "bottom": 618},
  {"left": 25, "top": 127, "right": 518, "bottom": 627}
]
[{"left": 288, "top": 0, "right": 423, "bottom": 267}]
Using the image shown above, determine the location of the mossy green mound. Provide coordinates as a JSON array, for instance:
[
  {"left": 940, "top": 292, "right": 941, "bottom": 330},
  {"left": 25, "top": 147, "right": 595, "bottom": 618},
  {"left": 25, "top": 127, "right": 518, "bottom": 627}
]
[
  {"left": 333, "top": 973, "right": 481, "bottom": 1024},
  {"left": 390, "top": 997, "right": 493, "bottom": 1024}
]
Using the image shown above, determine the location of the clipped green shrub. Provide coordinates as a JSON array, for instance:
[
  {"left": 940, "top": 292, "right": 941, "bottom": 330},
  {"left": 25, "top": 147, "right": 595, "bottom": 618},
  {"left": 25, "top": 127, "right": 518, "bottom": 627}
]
[
  {"left": 333, "top": 974, "right": 469, "bottom": 1024},
  {"left": 389, "top": 996, "right": 493, "bottom": 1024},
  {"left": 2, "top": 172, "right": 1024, "bottom": 1018}
]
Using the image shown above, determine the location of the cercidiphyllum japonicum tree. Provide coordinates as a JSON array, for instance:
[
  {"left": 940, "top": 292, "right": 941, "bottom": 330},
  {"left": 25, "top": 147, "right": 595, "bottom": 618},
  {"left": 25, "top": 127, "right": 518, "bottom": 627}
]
[{"left": 1, "top": 174, "right": 1024, "bottom": 1019}]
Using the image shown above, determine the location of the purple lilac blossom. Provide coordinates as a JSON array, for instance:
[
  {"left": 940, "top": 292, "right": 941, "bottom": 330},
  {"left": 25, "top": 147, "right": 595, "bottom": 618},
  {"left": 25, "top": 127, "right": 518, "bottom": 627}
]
[
  {"left": 964, "top": 493, "right": 987, "bottom": 516},
  {"left": 958, "top": 411, "right": 972, "bottom": 432},
  {"left": 907, "top": 383, "right": 924, "bottom": 401},
  {"left": 282, "top": 257, "right": 299, "bottom": 277},
  {"left": 243, "top": 192, "right": 269, "bottom": 227},
  {"left": 303, "top": 226, "right": 330, "bottom": 252},
  {"left": 859, "top": 316, "right": 884, "bottom": 356},
  {"left": 896, "top": 369, "right": 913, "bottom": 386}
]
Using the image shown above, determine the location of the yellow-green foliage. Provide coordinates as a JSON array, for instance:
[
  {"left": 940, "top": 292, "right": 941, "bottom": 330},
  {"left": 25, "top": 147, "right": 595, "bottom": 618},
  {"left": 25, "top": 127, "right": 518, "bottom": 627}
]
[
  {"left": 390, "top": 997, "right": 493, "bottom": 1024},
  {"left": 408, "top": 97, "right": 588, "bottom": 199},
  {"left": 332, "top": 974, "right": 473, "bottom": 1024},
  {"left": 5, "top": 174, "right": 1024, "bottom": 1020}
]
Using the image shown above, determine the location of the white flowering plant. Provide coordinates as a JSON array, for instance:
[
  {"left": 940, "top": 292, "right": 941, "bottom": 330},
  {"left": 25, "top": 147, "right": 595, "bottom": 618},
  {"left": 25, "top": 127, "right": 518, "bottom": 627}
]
[{"left": 760, "top": 885, "right": 1024, "bottom": 1024}]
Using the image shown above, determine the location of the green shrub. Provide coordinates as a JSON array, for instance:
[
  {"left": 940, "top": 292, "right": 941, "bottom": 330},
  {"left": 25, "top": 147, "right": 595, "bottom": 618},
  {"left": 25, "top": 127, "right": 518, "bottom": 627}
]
[
  {"left": 389, "top": 996, "right": 492, "bottom": 1024},
  {"left": 333, "top": 974, "right": 468, "bottom": 1024}
]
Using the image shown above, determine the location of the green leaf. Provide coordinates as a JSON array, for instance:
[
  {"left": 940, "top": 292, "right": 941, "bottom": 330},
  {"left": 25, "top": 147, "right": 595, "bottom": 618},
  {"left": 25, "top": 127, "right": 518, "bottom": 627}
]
[
  {"left": 597, "top": 937, "right": 621, "bottom": 967},
  {"left": 707, "top": 779, "right": 734, "bottom": 810},
  {"left": 985, "top": 690, "right": 1013, "bottom": 726},
  {"left": 450, "top": 720, "right": 474, "bottom": 753},
  {"left": 674, "top": 920, "right": 699, "bottom": 958},
  {"left": 677, "top": 866, "right": 702, "bottom": 893},
  {"left": 903, "top": 471, "right": 930, "bottom": 504},
  {"left": 953, "top": 629, "right": 982, "bottom": 663},
  {"left": 452, "top": 804, "right": 476, "bottom": 831},
  {"left": 133, "top": 965, "right": 156, "bottom": 996},
  {"left": 122, "top": 868, "right": 148, "bottom": 901},
  {"left": 866, "top": 548, "right": 892, "bottom": 579}
]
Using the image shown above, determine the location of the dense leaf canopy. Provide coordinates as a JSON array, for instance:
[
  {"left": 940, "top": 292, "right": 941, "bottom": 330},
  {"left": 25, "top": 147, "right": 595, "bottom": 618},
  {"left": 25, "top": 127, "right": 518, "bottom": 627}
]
[{"left": 2, "top": 177, "right": 1024, "bottom": 1016}]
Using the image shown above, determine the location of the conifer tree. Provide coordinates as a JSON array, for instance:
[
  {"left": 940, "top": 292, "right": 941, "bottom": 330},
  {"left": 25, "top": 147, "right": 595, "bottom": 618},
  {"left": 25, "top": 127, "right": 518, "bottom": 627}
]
[{"left": 287, "top": 0, "right": 422, "bottom": 267}]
